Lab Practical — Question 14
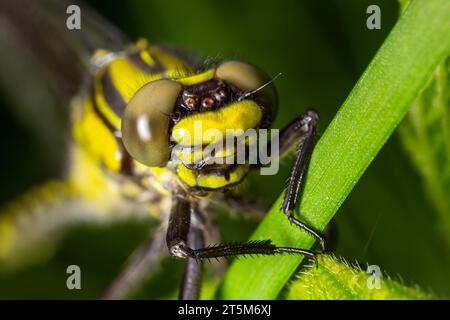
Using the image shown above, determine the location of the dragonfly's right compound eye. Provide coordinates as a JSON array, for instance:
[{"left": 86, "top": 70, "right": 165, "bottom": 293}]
[{"left": 121, "top": 79, "right": 182, "bottom": 167}]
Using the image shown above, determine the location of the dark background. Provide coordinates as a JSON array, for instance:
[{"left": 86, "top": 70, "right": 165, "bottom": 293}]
[{"left": 1, "top": 0, "right": 448, "bottom": 299}]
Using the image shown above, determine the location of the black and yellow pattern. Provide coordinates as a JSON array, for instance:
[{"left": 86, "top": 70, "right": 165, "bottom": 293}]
[
  {"left": 0, "top": 37, "right": 268, "bottom": 264},
  {"left": 74, "top": 39, "right": 194, "bottom": 174},
  {"left": 76, "top": 39, "right": 268, "bottom": 192},
  {"left": 0, "top": 0, "right": 276, "bottom": 266}
]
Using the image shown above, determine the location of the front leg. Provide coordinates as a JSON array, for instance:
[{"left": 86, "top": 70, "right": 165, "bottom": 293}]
[
  {"left": 179, "top": 225, "right": 204, "bottom": 300},
  {"left": 278, "top": 109, "right": 326, "bottom": 250},
  {"left": 225, "top": 110, "right": 325, "bottom": 250},
  {"left": 166, "top": 194, "right": 318, "bottom": 295},
  {"left": 166, "top": 193, "right": 205, "bottom": 300}
]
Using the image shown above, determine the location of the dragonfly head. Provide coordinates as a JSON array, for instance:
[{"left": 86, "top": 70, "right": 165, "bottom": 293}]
[{"left": 121, "top": 60, "right": 278, "bottom": 190}]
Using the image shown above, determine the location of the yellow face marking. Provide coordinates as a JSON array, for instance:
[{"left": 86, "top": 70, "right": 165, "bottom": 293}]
[
  {"left": 173, "top": 138, "right": 250, "bottom": 166},
  {"left": 177, "top": 69, "right": 215, "bottom": 86},
  {"left": 197, "top": 164, "right": 250, "bottom": 189},
  {"left": 177, "top": 163, "right": 197, "bottom": 187},
  {"left": 172, "top": 100, "right": 263, "bottom": 146},
  {"left": 173, "top": 146, "right": 205, "bottom": 165},
  {"left": 177, "top": 163, "right": 250, "bottom": 190}
]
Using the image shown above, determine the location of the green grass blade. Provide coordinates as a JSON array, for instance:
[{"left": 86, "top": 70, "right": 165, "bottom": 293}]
[
  {"left": 286, "top": 255, "right": 434, "bottom": 300},
  {"left": 220, "top": 0, "right": 450, "bottom": 299},
  {"left": 398, "top": 59, "right": 450, "bottom": 243}
]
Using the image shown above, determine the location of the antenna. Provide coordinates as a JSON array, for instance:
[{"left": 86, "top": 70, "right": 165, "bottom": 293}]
[{"left": 239, "top": 72, "right": 282, "bottom": 100}]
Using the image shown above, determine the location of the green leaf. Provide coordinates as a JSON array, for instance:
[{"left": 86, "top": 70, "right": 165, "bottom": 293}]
[
  {"left": 286, "top": 255, "right": 434, "bottom": 300},
  {"left": 398, "top": 59, "right": 450, "bottom": 243},
  {"left": 220, "top": 0, "right": 450, "bottom": 299}
]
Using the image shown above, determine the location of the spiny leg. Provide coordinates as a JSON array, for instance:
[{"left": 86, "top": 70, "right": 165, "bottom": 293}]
[
  {"left": 166, "top": 195, "right": 317, "bottom": 283},
  {"left": 166, "top": 195, "right": 205, "bottom": 300},
  {"left": 228, "top": 110, "right": 325, "bottom": 248},
  {"left": 188, "top": 241, "right": 317, "bottom": 263},
  {"left": 165, "top": 194, "right": 203, "bottom": 299},
  {"left": 100, "top": 226, "right": 166, "bottom": 300},
  {"left": 279, "top": 109, "right": 325, "bottom": 250},
  {"left": 179, "top": 225, "right": 204, "bottom": 300}
]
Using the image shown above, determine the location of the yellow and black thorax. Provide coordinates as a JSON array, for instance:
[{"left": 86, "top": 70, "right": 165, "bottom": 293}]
[{"left": 74, "top": 39, "right": 278, "bottom": 193}]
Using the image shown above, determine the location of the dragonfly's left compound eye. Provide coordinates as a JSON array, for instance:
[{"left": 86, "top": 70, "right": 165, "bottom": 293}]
[
  {"left": 215, "top": 60, "right": 278, "bottom": 122},
  {"left": 121, "top": 79, "right": 182, "bottom": 167}
]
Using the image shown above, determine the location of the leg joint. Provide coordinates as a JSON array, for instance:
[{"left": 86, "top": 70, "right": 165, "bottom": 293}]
[{"left": 169, "top": 241, "right": 194, "bottom": 259}]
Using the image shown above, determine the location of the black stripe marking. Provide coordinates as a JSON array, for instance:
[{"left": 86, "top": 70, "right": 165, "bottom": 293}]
[
  {"left": 199, "top": 163, "right": 240, "bottom": 178},
  {"left": 90, "top": 84, "right": 136, "bottom": 175},
  {"left": 90, "top": 82, "right": 117, "bottom": 133},
  {"left": 129, "top": 52, "right": 165, "bottom": 75},
  {"left": 190, "top": 168, "right": 250, "bottom": 192},
  {"left": 101, "top": 69, "right": 127, "bottom": 117}
]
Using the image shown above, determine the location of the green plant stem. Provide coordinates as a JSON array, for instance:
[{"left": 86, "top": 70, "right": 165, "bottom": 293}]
[
  {"left": 221, "top": 0, "right": 450, "bottom": 299},
  {"left": 286, "top": 255, "right": 434, "bottom": 300}
]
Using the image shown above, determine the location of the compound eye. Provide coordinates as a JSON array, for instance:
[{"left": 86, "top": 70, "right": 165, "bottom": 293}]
[
  {"left": 215, "top": 60, "right": 278, "bottom": 122},
  {"left": 121, "top": 79, "right": 182, "bottom": 166}
]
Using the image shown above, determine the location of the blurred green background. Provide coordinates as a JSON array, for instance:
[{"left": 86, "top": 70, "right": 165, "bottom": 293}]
[{"left": 1, "top": 0, "right": 449, "bottom": 299}]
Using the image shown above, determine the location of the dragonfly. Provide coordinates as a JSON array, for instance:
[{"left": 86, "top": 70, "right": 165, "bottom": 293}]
[{"left": 0, "top": 0, "right": 326, "bottom": 299}]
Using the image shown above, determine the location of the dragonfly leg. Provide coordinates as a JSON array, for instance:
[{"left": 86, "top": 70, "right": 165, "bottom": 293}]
[
  {"left": 179, "top": 225, "right": 204, "bottom": 300},
  {"left": 166, "top": 196, "right": 318, "bottom": 279},
  {"left": 183, "top": 240, "right": 317, "bottom": 266},
  {"left": 167, "top": 194, "right": 206, "bottom": 300},
  {"left": 278, "top": 109, "right": 326, "bottom": 250}
]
